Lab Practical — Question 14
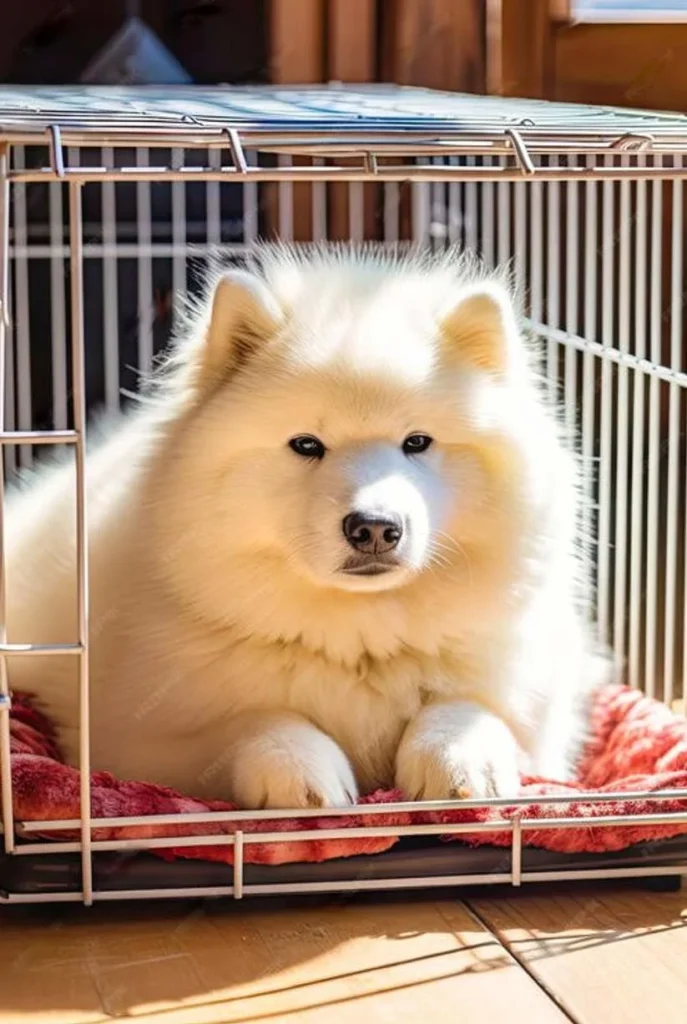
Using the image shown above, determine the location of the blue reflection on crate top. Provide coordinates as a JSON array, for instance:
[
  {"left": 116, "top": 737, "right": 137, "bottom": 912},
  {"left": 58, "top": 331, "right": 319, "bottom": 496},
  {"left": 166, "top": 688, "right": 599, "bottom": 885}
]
[{"left": 2, "top": 84, "right": 687, "bottom": 136}]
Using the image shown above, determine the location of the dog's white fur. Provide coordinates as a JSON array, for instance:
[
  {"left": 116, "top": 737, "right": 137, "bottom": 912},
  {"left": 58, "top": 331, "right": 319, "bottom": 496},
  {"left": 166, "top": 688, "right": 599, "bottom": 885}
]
[{"left": 4, "top": 246, "right": 608, "bottom": 808}]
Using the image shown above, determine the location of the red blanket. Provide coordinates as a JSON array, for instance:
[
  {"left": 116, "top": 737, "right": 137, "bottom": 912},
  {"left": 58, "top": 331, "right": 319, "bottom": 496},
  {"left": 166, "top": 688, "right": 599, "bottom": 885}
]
[{"left": 7, "top": 684, "right": 687, "bottom": 867}]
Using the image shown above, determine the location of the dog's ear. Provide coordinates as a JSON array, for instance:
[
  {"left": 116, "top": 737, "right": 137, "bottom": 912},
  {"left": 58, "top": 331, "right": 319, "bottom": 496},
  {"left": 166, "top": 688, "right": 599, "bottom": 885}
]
[
  {"left": 198, "top": 269, "right": 283, "bottom": 389},
  {"left": 439, "top": 282, "right": 522, "bottom": 375}
]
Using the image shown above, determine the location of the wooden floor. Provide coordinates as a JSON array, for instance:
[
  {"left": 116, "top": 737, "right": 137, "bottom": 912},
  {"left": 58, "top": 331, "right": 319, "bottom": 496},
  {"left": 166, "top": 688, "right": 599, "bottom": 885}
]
[{"left": 1, "top": 881, "right": 686, "bottom": 1023}]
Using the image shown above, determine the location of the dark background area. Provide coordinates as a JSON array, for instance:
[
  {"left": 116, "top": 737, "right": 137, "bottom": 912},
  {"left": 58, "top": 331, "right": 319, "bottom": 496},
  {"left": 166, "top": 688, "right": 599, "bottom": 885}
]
[{"left": 0, "top": 1, "right": 268, "bottom": 86}]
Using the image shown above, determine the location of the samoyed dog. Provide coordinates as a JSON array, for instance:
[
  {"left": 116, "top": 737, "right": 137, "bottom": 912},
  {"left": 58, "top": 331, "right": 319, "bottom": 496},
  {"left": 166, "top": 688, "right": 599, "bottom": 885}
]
[{"left": 4, "top": 246, "right": 607, "bottom": 809}]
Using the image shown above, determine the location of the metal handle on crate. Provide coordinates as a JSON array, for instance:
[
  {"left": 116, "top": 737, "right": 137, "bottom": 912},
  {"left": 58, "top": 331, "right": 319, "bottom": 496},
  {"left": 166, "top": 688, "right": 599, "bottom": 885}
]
[
  {"left": 611, "top": 132, "right": 655, "bottom": 152},
  {"left": 48, "top": 125, "right": 65, "bottom": 178},
  {"left": 504, "top": 128, "right": 536, "bottom": 176},
  {"left": 225, "top": 128, "right": 248, "bottom": 175}
]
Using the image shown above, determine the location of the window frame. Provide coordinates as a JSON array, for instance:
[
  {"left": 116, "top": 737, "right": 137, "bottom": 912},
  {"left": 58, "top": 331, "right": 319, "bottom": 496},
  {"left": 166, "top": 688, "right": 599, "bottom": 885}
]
[{"left": 570, "top": 1, "right": 687, "bottom": 23}]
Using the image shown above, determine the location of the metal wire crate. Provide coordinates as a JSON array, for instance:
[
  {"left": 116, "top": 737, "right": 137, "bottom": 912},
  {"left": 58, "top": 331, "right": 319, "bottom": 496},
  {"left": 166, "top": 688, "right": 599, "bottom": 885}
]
[{"left": 1, "top": 84, "right": 686, "bottom": 906}]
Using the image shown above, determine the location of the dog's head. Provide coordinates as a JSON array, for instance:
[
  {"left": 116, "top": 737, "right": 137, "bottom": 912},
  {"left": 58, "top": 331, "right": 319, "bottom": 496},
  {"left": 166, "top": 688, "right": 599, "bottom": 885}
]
[{"left": 149, "top": 249, "right": 568, "bottom": 643}]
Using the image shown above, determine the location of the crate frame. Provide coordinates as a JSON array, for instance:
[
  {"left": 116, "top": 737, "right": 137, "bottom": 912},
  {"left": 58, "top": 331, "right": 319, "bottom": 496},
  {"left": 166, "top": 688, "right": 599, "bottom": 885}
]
[{"left": 1, "top": 84, "right": 686, "bottom": 906}]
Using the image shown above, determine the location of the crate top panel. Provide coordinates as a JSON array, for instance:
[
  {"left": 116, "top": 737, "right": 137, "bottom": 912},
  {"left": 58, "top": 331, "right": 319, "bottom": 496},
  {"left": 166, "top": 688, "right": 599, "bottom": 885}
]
[{"left": 2, "top": 84, "right": 687, "bottom": 149}]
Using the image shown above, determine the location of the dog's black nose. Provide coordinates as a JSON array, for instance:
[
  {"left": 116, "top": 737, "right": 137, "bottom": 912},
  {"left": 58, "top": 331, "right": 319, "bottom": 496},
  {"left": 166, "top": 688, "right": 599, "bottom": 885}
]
[{"left": 342, "top": 512, "right": 403, "bottom": 554}]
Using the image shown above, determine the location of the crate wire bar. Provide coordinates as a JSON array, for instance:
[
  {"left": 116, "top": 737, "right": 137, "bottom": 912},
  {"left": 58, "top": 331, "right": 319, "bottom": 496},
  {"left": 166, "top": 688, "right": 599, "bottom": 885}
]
[{"left": 0, "top": 85, "right": 687, "bottom": 905}]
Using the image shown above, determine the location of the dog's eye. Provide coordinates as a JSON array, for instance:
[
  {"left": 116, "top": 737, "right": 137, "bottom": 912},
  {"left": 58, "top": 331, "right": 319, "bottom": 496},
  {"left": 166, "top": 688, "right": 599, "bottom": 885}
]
[
  {"left": 402, "top": 433, "right": 433, "bottom": 455},
  {"left": 289, "top": 435, "right": 326, "bottom": 460}
]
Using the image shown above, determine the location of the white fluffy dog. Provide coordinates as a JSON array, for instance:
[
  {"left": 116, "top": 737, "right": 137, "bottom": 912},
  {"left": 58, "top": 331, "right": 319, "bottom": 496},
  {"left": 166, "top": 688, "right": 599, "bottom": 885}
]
[{"left": 5, "top": 246, "right": 608, "bottom": 809}]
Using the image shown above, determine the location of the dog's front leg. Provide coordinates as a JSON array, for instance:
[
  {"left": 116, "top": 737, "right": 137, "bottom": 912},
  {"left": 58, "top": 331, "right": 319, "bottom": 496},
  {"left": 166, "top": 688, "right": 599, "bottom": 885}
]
[
  {"left": 212, "top": 710, "right": 358, "bottom": 810},
  {"left": 395, "top": 700, "right": 521, "bottom": 801}
]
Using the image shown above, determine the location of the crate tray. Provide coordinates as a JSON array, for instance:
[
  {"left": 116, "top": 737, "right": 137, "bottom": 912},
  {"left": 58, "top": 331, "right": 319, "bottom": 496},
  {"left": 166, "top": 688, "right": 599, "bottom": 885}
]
[{"left": 1, "top": 834, "right": 685, "bottom": 900}]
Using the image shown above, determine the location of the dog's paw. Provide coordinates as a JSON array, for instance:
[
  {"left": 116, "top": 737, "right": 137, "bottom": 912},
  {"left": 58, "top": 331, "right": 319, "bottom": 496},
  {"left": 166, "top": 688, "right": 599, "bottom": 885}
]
[
  {"left": 229, "top": 716, "right": 358, "bottom": 810},
  {"left": 395, "top": 702, "right": 521, "bottom": 801}
]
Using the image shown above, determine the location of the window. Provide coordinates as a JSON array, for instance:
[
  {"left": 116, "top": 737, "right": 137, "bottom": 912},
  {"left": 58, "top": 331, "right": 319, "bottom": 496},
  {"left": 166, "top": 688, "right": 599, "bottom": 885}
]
[{"left": 574, "top": 0, "right": 687, "bottom": 20}]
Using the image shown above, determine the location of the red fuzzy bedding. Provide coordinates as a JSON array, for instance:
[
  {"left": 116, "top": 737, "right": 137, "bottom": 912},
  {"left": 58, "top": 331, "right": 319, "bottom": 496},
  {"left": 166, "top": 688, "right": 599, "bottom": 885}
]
[{"left": 6, "top": 684, "right": 687, "bottom": 867}]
